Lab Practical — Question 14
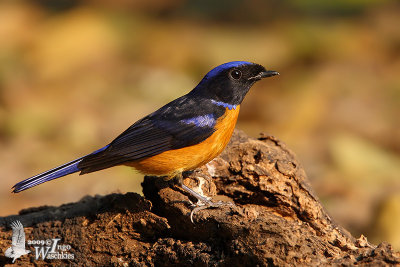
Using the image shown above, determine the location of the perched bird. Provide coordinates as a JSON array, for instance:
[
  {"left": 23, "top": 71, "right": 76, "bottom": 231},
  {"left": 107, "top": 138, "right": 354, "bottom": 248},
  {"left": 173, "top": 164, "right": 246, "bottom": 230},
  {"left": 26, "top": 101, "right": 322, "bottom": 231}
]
[
  {"left": 5, "top": 220, "right": 30, "bottom": 263},
  {"left": 12, "top": 61, "right": 278, "bottom": 209}
]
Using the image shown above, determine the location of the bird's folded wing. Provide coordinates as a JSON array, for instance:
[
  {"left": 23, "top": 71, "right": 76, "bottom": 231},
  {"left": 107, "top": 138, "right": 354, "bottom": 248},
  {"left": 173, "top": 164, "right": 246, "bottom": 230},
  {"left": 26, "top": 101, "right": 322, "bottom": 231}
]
[{"left": 78, "top": 95, "right": 223, "bottom": 174}]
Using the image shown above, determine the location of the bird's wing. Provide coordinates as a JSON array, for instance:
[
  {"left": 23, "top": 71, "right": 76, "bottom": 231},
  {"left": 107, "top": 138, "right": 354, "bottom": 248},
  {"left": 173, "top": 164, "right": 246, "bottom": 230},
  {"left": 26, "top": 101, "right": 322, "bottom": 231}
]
[
  {"left": 10, "top": 221, "right": 26, "bottom": 250},
  {"left": 78, "top": 95, "right": 225, "bottom": 174}
]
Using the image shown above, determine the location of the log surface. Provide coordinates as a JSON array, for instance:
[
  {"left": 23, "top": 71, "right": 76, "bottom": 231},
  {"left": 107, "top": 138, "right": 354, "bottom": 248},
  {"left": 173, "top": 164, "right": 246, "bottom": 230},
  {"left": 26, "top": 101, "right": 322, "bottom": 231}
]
[{"left": 1, "top": 130, "right": 399, "bottom": 266}]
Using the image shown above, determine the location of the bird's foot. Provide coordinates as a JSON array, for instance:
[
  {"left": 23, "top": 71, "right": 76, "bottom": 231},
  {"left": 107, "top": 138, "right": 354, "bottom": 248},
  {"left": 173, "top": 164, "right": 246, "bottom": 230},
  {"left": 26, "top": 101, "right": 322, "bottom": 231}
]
[
  {"left": 189, "top": 198, "right": 234, "bottom": 223},
  {"left": 174, "top": 172, "right": 234, "bottom": 223},
  {"left": 181, "top": 183, "right": 234, "bottom": 223}
]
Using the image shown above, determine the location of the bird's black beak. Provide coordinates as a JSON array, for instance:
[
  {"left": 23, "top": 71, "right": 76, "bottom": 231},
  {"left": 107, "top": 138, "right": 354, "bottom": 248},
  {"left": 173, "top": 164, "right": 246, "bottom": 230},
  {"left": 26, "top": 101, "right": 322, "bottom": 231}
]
[
  {"left": 260, "top": 70, "right": 279, "bottom": 78},
  {"left": 248, "top": 70, "right": 279, "bottom": 81}
]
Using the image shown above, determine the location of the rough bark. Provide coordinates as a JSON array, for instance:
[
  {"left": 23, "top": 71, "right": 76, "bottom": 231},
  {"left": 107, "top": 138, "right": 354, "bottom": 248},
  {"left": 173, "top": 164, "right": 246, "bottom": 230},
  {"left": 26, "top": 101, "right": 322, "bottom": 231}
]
[{"left": 1, "top": 130, "right": 399, "bottom": 266}]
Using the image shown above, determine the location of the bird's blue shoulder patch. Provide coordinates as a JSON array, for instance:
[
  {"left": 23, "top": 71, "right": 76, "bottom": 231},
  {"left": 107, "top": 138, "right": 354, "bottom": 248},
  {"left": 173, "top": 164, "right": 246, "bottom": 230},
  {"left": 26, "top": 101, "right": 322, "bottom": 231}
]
[
  {"left": 204, "top": 61, "right": 253, "bottom": 80},
  {"left": 180, "top": 114, "right": 216, "bottom": 128}
]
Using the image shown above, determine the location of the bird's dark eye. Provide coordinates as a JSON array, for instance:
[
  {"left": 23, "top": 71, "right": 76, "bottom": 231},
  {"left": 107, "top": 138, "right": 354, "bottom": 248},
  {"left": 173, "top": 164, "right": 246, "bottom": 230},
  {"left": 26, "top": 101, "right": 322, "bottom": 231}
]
[{"left": 230, "top": 69, "right": 242, "bottom": 80}]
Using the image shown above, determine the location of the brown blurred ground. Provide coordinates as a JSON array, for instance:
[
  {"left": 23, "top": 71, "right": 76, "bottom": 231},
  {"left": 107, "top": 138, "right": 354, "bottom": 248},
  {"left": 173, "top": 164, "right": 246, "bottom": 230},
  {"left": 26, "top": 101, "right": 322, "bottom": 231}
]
[{"left": 0, "top": 0, "right": 399, "bottom": 249}]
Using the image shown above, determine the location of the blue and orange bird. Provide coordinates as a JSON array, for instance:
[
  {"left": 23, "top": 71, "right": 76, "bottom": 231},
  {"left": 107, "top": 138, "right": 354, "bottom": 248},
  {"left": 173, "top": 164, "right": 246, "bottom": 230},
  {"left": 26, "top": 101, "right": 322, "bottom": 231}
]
[{"left": 12, "top": 61, "right": 278, "bottom": 209}]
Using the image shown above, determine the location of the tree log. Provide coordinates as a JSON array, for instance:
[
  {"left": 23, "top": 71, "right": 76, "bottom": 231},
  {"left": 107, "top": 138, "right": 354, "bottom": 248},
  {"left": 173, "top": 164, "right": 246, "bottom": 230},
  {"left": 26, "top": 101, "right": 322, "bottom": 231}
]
[{"left": 1, "top": 130, "right": 399, "bottom": 266}]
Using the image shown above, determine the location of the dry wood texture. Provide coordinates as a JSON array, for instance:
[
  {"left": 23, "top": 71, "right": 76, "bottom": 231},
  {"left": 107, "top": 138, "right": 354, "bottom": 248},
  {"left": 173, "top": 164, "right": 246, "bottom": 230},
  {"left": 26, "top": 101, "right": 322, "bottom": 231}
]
[{"left": 1, "top": 130, "right": 399, "bottom": 266}]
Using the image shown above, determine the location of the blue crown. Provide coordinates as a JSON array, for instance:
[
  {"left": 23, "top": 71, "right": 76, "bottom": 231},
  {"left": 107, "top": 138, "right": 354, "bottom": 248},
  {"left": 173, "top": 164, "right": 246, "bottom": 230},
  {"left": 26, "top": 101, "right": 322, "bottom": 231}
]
[{"left": 204, "top": 61, "right": 253, "bottom": 80}]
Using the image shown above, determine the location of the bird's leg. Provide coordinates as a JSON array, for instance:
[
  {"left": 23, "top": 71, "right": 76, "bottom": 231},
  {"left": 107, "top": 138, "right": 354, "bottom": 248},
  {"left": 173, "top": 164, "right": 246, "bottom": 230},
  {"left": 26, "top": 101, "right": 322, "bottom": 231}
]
[
  {"left": 174, "top": 172, "right": 213, "bottom": 205},
  {"left": 174, "top": 172, "right": 234, "bottom": 223}
]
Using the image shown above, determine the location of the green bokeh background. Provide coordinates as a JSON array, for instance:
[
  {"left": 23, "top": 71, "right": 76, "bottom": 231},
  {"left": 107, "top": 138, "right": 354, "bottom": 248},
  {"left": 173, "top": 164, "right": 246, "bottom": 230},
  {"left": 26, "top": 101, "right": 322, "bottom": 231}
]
[{"left": 0, "top": 0, "right": 399, "bottom": 249}]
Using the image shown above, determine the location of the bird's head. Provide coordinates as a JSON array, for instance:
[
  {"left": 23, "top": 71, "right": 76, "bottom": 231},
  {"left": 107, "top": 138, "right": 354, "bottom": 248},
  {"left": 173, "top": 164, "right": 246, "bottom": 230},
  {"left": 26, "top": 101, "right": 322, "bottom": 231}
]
[{"left": 193, "top": 61, "right": 278, "bottom": 105}]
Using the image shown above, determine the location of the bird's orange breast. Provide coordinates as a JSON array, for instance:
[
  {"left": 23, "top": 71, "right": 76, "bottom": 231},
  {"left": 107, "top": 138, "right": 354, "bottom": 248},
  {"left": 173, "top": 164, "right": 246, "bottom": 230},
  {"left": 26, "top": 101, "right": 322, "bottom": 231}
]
[{"left": 126, "top": 106, "right": 240, "bottom": 177}]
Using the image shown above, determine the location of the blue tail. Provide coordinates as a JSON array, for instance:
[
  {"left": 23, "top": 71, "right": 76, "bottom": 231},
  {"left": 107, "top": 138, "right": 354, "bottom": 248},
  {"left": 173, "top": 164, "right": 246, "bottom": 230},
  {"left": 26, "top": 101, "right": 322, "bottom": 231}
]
[
  {"left": 12, "top": 145, "right": 109, "bottom": 193},
  {"left": 12, "top": 157, "right": 83, "bottom": 193}
]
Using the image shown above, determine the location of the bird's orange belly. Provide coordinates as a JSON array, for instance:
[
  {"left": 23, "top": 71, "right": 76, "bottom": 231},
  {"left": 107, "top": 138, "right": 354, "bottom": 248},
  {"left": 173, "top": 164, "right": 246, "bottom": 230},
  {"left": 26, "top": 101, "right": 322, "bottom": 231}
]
[{"left": 126, "top": 106, "right": 240, "bottom": 177}]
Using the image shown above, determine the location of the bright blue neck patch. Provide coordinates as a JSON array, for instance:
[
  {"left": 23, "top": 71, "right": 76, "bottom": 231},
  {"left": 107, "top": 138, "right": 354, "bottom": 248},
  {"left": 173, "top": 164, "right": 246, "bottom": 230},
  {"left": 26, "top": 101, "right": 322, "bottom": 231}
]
[
  {"left": 211, "top": 99, "right": 237, "bottom": 110},
  {"left": 204, "top": 61, "right": 253, "bottom": 80}
]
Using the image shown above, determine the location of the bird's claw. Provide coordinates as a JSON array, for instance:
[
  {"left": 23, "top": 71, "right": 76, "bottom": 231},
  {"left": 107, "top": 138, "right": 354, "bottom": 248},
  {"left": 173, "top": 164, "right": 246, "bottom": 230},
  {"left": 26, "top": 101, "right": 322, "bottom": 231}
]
[
  {"left": 178, "top": 178, "right": 234, "bottom": 223},
  {"left": 189, "top": 200, "right": 234, "bottom": 223}
]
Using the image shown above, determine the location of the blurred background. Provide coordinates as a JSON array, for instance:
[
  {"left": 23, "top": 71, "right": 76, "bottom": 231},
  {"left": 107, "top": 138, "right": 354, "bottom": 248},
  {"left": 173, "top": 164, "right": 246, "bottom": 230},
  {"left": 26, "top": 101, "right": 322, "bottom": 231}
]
[{"left": 0, "top": 0, "right": 399, "bottom": 249}]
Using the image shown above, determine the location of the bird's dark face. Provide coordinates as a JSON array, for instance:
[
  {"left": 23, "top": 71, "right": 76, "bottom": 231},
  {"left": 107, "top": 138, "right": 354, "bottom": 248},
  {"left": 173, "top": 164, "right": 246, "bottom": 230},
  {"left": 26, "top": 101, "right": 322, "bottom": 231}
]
[{"left": 193, "top": 61, "right": 278, "bottom": 105}]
